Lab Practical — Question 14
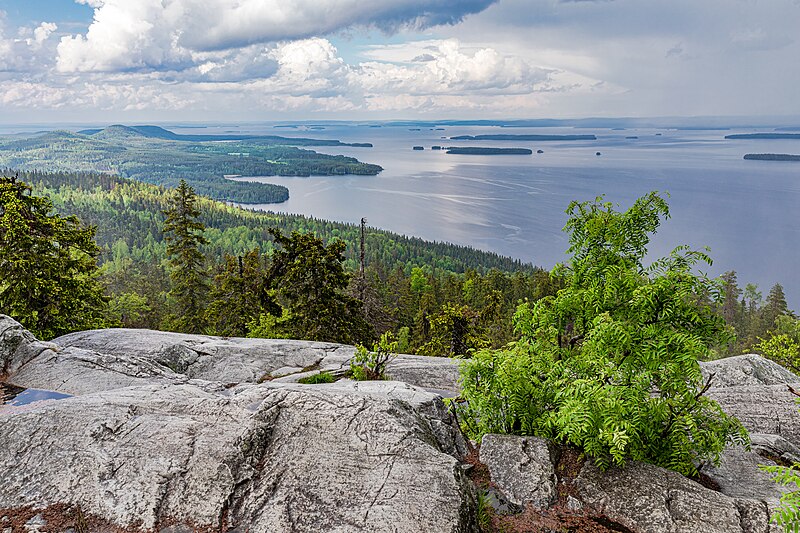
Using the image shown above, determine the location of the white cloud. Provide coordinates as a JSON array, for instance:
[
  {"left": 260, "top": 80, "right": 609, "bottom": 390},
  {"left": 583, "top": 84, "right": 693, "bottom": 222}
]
[
  {"left": 56, "top": 0, "right": 496, "bottom": 72},
  {"left": 31, "top": 22, "right": 58, "bottom": 47}
]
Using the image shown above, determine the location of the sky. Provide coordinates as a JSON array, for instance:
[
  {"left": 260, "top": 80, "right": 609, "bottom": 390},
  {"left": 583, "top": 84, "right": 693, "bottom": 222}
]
[{"left": 1, "top": 0, "right": 799, "bottom": 123}]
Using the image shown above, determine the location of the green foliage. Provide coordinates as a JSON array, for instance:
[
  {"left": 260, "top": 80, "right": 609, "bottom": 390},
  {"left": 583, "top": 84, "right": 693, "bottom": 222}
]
[
  {"left": 0, "top": 175, "right": 108, "bottom": 339},
  {"left": 459, "top": 192, "right": 749, "bottom": 476},
  {"left": 247, "top": 308, "right": 293, "bottom": 339},
  {"left": 15, "top": 170, "right": 558, "bottom": 345},
  {"left": 474, "top": 489, "right": 493, "bottom": 532},
  {"left": 297, "top": 371, "right": 337, "bottom": 385},
  {"left": 163, "top": 180, "right": 209, "bottom": 333},
  {"left": 106, "top": 292, "right": 151, "bottom": 328},
  {"left": 418, "top": 303, "right": 489, "bottom": 357},
  {"left": 754, "top": 315, "right": 800, "bottom": 373},
  {"left": 350, "top": 332, "right": 398, "bottom": 381},
  {"left": 763, "top": 464, "right": 800, "bottom": 531},
  {"left": 206, "top": 250, "right": 269, "bottom": 337},
  {"left": 262, "top": 228, "right": 373, "bottom": 344}
]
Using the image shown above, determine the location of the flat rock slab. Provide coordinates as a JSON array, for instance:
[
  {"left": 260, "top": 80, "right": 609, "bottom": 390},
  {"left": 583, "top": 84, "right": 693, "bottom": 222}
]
[
  {"left": 700, "top": 445, "right": 788, "bottom": 503},
  {"left": 53, "top": 328, "right": 355, "bottom": 384}
]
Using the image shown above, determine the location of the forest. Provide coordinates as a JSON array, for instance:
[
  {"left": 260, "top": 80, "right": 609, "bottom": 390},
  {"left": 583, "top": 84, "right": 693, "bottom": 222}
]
[
  {"left": 0, "top": 126, "right": 382, "bottom": 204},
  {"left": 3, "top": 168, "right": 794, "bottom": 363}
]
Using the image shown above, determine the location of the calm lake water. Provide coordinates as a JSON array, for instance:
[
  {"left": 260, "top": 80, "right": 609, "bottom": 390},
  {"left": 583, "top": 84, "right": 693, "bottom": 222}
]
[{"left": 191, "top": 123, "right": 800, "bottom": 307}]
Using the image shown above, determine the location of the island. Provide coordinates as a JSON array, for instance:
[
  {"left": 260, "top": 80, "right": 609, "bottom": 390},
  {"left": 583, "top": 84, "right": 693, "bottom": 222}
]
[
  {"left": 725, "top": 133, "right": 800, "bottom": 140},
  {"left": 412, "top": 146, "right": 424, "bottom": 151},
  {"left": 449, "top": 134, "right": 597, "bottom": 141},
  {"left": 446, "top": 147, "right": 533, "bottom": 155},
  {"left": 744, "top": 153, "right": 800, "bottom": 161},
  {"left": 537, "top": 149, "right": 544, "bottom": 154}
]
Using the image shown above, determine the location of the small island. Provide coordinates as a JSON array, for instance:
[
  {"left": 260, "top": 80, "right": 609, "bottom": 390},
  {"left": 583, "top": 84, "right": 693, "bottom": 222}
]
[
  {"left": 446, "top": 147, "right": 533, "bottom": 155},
  {"left": 726, "top": 133, "right": 800, "bottom": 140},
  {"left": 450, "top": 134, "right": 597, "bottom": 141},
  {"left": 537, "top": 149, "right": 544, "bottom": 154},
  {"left": 744, "top": 153, "right": 800, "bottom": 161}
]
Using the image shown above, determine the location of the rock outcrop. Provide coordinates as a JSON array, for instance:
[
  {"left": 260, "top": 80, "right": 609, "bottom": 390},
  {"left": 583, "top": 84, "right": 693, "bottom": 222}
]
[
  {"left": 3, "top": 318, "right": 800, "bottom": 533},
  {"left": 1, "top": 318, "right": 476, "bottom": 533}
]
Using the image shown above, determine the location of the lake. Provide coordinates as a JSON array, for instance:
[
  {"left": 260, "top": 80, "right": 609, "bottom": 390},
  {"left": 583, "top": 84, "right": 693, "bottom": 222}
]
[{"left": 179, "top": 123, "right": 800, "bottom": 309}]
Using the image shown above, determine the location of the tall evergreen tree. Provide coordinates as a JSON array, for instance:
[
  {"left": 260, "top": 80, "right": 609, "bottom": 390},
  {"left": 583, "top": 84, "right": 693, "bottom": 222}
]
[
  {"left": 163, "top": 180, "right": 209, "bottom": 333},
  {"left": 260, "top": 228, "right": 373, "bottom": 344},
  {"left": 0, "top": 175, "right": 107, "bottom": 339},
  {"left": 763, "top": 283, "right": 790, "bottom": 331}
]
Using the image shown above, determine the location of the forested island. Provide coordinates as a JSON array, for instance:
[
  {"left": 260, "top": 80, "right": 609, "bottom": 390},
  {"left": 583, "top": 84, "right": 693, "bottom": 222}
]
[
  {"left": 446, "top": 147, "right": 532, "bottom": 155},
  {"left": 0, "top": 125, "right": 382, "bottom": 203},
  {"left": 78, "top": 124, "right": 372, "bottom": 146},
  {"left": 744, "top": 153, "right": 800, "bottom": 161},
  {"left": 449, "top": 134, "right": 597, "bottom": 141},
  {"left": 725, "top": 133, "right": 800, "bottom": 140}
]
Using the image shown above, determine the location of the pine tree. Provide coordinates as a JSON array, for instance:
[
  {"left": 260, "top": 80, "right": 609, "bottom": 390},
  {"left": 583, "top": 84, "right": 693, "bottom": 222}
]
[
  {"left": 163, "top": 180, "right": 209, "bottom": 333},
  {"left": 0, "top": 175, "right": 107, "bottom": 339}
]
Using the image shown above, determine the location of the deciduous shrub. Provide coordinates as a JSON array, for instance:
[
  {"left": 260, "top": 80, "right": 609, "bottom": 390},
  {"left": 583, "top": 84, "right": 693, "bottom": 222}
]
[{"left": 459, "top": 192, "right": 749, "bottom": 476}]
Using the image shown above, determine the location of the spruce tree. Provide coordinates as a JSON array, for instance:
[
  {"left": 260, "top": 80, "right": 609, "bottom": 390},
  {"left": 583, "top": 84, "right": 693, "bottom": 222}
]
[
  {"left": 0, "top": 175, "right": 107, "bottom": 339},
  {"left": 259, "top": 228, "right": 372, "bottom": 344},
  {"left": 163, "top": 180, "right": 209, "bottom": 333}
]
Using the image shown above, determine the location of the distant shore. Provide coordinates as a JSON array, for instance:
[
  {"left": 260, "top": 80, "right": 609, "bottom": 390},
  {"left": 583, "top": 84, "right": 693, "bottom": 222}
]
[{"left": 446, "top": 147, "right": 533, "bottom": 155}]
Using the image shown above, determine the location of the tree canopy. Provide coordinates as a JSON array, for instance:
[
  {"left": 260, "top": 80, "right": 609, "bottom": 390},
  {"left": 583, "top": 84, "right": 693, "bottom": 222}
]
[{"left": 0, "top": 175, "right": 107, "bottom": 339}]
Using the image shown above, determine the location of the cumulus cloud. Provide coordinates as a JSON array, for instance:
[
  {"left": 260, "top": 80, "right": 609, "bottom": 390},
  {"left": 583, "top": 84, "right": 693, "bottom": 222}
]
[
  {"left": 0, "top": 18, "right": 59, "bottom": 72},
  {"left": 357, "top": 39, "right": 551, "bottom": 95},
  {"left": 56, "top": 0, "right": 497, "bottom": 72}
]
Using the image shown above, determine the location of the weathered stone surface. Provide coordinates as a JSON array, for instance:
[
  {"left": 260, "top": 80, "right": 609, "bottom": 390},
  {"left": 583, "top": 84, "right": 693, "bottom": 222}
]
[
  {"left": 574, "top": 460, "right": 754, "bottom": 533},
  {"left": 0, "top": 379, "right": 475, "bottom": 532},
  {"left": 479, "top": 434, "right": 558, "bottom": 509},
  {"left": 700, "top": 445, "right": 787, "bottom": 503},
  {"left": 53, "top": 328, "right": 355, "bottom": 385},
  {"left": 1, "top": 316, "right": 477, "bottom": 533},
  {"left": 699, "top": 355, "right": 800, "bottom": 448},
  {"left": 707, "top": 384, "right": 800, "bottom": 447},
  {"left": 0, "top": 316, "right": 57, "bottom": 378},
  {"left": 9, "top": 345, "right": 191, "bottom": 395},
  {"left": 701, "top": 354, "right": 799, "bottom": 388},
  {"left": 750, "top": 433, "right": 800, "bottom": 465}
]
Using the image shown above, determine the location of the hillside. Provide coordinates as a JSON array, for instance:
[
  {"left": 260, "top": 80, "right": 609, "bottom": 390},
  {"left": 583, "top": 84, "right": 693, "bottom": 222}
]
[
  {"left": 0, "top": 126, "right": 382, "bottom": 204},
  {"left": 16, "top": 169, "right": 533, "bottom": 275}
]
